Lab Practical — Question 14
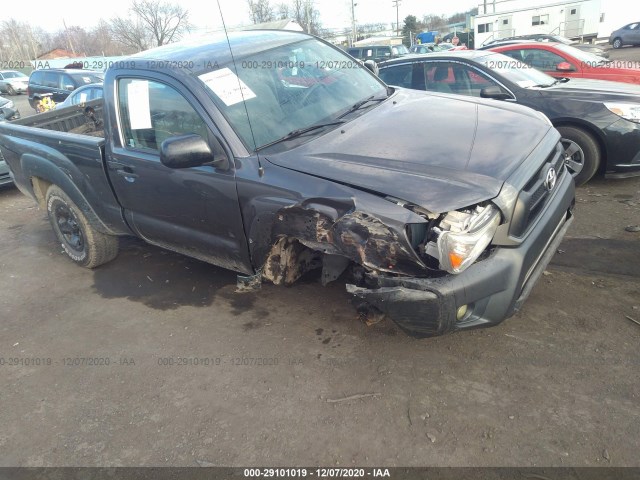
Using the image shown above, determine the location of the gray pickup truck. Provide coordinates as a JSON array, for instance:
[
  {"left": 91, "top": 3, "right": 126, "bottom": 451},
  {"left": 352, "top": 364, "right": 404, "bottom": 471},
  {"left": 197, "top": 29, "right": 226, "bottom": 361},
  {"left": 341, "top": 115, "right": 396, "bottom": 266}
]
[{"left": 0, "top": 30, "right": 575, "bottom": 337}]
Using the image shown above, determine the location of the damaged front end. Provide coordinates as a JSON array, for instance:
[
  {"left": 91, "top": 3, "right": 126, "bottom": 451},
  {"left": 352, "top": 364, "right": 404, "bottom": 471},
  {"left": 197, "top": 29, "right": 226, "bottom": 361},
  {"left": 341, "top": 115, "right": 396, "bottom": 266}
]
[
  {"left": 261, "top": 201, "right": 429, "bottom": 286},
  {"left": 251, "top": 161, "right": 573, "bottom": 338}
]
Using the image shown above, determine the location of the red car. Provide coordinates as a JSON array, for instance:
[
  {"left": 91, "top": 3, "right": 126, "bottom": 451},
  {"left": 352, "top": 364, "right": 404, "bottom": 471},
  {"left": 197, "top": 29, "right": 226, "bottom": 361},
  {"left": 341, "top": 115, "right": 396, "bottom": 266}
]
[{"left": 489, "top": 42, "right": 640, "bottom": 84}]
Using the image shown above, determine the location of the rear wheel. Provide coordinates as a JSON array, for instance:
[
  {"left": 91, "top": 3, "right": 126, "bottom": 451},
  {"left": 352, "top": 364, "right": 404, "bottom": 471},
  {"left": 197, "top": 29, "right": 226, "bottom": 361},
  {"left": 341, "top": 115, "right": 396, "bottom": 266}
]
[
  {"left": 612, "top": 37, "right": 623, "bottom": 49},
  {"left": 556, "top": 126, "right": 600, "bottom": 186},
  {"left": 6, "top": 85, "right": 16, "bottom": 96},
  {"left": 45, "top": 185, "right": 119, "bottom": 268}
]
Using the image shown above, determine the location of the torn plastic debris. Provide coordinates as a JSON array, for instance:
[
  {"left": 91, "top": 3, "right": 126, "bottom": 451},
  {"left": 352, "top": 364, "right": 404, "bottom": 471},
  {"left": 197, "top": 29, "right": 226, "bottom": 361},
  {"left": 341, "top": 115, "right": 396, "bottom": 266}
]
[{"left": 236, "top": 272, "right": 262, "bottom": 293}]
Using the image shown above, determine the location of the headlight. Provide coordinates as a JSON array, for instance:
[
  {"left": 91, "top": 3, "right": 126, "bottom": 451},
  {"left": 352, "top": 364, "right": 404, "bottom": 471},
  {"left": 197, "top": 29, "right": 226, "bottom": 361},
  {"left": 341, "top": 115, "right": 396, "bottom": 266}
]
[
  {"left": 604, "top": 102, "right": 640, "bottom": 123},
  {"left": 436, "top": 205, "right": 501, "bottom": 274}
]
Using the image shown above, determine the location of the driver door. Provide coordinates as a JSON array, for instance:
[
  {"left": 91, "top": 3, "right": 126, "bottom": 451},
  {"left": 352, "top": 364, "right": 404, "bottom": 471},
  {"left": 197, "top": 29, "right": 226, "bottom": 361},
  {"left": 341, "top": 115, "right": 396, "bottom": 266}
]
[{"left": 107, "top": 75, "right": 253, "bottom": 274}]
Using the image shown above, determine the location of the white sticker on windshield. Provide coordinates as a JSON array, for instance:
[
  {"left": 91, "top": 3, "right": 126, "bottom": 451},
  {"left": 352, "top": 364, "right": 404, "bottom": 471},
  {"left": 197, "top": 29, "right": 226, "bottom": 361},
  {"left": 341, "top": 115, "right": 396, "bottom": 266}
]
[
  {"left": 127, "top": 80, "right": 152, "bottom": 129},
  {"left": 198, "top": 68, "right": 256, "bottom": 106},
  {"left": 516, "top": 80, "right": 537, "bottom": 88}
]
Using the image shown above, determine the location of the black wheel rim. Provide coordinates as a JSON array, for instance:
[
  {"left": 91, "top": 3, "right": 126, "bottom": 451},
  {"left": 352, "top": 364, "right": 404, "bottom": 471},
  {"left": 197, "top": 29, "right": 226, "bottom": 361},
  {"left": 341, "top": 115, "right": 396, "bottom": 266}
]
[
  {"left": 54, "top": 203, "right": 85, "bottom": 254},
  {"left": 560, "top": 138, "right": 585, "bottom": 177}
]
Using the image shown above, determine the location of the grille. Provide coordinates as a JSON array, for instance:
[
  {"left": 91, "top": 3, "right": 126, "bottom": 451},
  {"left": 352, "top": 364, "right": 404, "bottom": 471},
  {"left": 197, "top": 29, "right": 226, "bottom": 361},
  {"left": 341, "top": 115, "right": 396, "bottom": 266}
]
[{"left": 510, "top": 142, "right": 566, "bottom": 238}]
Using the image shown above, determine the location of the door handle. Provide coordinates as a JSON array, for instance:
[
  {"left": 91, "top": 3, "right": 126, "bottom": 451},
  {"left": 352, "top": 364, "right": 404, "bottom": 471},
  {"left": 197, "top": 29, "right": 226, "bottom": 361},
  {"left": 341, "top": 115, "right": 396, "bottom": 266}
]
[
  {"left": 115, "top": 169, "right": 138, "bottom": 178},
  {"left": 107, "top": 160, "right": 128, "bottom": 169}
]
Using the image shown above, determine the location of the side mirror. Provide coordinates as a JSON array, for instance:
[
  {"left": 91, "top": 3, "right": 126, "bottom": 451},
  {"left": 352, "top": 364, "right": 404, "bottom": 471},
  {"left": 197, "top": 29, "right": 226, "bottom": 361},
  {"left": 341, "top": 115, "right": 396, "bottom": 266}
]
[
  {"left": 363, "top": 60, "right": 379, "bottom": 75},
  {"left": 160, "top": 134, "right": 224, "bottom": 169},
  {"left": 556, "top": 62, "right": 575, "bottom": 72},
  {"left": 480, "top": 86, "right": 512, "bottom": 100}
]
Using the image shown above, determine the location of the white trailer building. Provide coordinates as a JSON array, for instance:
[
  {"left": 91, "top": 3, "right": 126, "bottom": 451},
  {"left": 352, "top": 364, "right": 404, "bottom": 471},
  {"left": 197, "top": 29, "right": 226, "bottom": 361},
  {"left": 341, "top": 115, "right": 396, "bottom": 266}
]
[{"left": 474, "top": 0, "right": 630, "bottom": 46}]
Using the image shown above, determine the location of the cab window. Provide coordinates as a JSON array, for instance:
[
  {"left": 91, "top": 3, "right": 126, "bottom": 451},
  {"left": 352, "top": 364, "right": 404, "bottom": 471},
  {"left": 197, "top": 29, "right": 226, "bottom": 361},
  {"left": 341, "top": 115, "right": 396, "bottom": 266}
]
[{"left": 117, "top": 78, "right": 217, "bottom": 155}]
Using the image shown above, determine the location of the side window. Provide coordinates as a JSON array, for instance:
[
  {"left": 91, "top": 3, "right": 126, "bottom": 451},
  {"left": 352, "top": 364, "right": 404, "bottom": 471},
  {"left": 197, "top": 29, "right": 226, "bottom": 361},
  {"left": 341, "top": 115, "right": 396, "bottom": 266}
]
[
  {"left": 378, "top": 64, "right": 413, "bottom": 88},
  {"left": 61, "top": 74, "right": 75, "bottom": 91},
  {"left": 91, "top": 88, "right": 104, "bottom": 101},
  {"left": 375, "top": 47, "right": 392, "bottom": 59},
  {"left": 501, "top": 50, "right": 524, "bottom": 62},
  {"left": 527, "top": 49, "right": 569, "bottom": 70},
  {"left": 118, "top": 78, "right": 211, "bottom": 153},
  {"left": 464, "top": 67, "right": 504, "bottom": 97},
  {"left": 30, "top": 71, "right": 43, "bottom": 85},
  {"left": 424, "top": 62, "right": 455, "bottom": 94},
  {"left": 71, "top": 90, "right": 84, "bottom": 105},
  {"left": 43, "top": 72, "right": 60, "bottom": 88}
]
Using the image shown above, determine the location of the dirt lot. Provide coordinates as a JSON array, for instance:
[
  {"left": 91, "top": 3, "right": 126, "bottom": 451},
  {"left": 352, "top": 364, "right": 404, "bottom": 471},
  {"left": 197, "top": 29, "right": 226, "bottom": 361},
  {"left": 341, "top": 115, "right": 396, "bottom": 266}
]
[{"left": 1, "top": 47, "right": 639, "bottom": 469}]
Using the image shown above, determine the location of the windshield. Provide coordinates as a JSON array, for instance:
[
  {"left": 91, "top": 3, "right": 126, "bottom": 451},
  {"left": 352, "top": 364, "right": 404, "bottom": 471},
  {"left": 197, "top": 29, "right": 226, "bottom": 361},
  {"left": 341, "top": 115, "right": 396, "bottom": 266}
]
[
  {"left": 197, "top": 38, "right": 387, "bottom": 151},
  {"left": 476, "top": 53, "right": 558, "bottom": 87},
  {"left": 3, "top": 71, "right": 27, "bottom": 79},
  {"left": 554, "top": 43, "right": 607, "bottom": 63}
]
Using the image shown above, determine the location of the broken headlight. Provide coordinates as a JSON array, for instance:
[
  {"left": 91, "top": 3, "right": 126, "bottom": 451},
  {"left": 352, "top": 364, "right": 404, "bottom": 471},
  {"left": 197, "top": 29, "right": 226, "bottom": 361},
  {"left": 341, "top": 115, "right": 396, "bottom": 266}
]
[{"left": 434, "top": 205, "right": 501, "bottom": 274}]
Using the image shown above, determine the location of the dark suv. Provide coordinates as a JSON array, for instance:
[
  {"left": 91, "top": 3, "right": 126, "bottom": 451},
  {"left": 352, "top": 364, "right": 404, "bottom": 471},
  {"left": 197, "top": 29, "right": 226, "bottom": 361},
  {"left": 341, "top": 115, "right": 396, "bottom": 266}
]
[
  {"left": 347, "top": 44, "right": 408, "bottom": 63},
  {"left": 28, "top": 69, "right": 103, "bottom": 111}
]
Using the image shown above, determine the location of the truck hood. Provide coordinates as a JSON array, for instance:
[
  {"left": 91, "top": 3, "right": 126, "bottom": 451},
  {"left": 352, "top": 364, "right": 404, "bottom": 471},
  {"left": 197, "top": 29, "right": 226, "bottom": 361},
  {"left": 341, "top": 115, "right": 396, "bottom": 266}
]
[{"left": 265, "top": 89, "right": 552, "bottom": 213}]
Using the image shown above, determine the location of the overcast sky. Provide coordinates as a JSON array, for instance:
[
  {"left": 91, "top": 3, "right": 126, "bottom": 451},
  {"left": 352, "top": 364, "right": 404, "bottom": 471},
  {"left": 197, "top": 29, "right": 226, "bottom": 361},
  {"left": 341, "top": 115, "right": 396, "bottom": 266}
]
[{"left": 15, "top": 0, "right": 478, "bottom": 33}]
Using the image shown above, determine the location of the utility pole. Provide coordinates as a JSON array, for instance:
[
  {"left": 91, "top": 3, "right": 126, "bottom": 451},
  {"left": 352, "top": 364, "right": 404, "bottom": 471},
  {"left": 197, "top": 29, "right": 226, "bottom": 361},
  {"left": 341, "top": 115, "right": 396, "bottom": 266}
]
[
  {"left": 351, "top": 0, "right": 357, "bottom": 46},
  {"left": 391, "top": 0, "right": 401, "bottom": 36}
]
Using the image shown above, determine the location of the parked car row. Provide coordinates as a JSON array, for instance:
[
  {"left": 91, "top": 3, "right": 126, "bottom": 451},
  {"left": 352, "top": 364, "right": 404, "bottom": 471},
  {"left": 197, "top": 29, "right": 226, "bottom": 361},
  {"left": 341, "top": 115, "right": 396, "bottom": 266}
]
[
  {"left": 378, "top": 49, "right": 640, "bottom": 185},
  {"left": 480, "top": 34, "right": 609, "bottom": 58}
]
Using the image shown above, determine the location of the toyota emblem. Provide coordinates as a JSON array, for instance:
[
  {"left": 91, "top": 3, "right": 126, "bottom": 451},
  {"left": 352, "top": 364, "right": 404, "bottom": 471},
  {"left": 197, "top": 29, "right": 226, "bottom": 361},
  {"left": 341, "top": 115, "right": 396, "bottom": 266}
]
[{"left": 544, "top": 167, "right": 557, "bottom": 191}]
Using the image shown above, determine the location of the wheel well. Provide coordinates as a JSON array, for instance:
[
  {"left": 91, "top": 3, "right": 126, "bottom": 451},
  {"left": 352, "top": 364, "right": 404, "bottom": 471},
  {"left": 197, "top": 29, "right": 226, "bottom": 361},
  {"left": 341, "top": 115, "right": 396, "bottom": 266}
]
[
  {"left": 31, "top": 177, "right": 52, "bottom": 209},
  {"left": 552, "top": 121, "right": 607, "bottom": 173}
]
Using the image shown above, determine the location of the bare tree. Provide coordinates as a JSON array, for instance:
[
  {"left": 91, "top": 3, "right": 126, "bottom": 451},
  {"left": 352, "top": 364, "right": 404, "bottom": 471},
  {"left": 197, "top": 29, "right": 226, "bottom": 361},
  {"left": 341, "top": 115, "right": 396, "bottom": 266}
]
[
  {"left": 291, "top": 0, "right": 321, "bottom": 35},
  {"left": 275, "top": 2, "right": 291, "bottom": 20},
  {"left": 248, "top": 0, "right": 275, "bottom": 23},
  {"left": 111, "top": 0, "right": 191, "bottom": 52},
  {"left": 0, "top": 19, "right": 51, "bottom": 61},
  {"left": 422, "top": 14, "right": 447, "bottom": 32}
]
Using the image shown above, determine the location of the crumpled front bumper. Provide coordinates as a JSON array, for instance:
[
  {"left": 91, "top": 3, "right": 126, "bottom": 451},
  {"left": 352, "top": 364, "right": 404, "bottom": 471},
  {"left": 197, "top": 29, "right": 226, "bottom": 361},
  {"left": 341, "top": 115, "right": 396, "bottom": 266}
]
[{"left": 347, "top": 171, "right": 575, "bottom": 338}]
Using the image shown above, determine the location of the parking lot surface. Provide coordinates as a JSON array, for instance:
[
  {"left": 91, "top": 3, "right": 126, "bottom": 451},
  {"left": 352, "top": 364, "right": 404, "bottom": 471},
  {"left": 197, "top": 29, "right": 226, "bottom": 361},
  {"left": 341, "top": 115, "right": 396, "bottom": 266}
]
[
  {"left": 1, "top": 172, "right": 639, "bottom": 467},
  {"left": 1, "top": 45, "right": 639, "bottom": 468}
]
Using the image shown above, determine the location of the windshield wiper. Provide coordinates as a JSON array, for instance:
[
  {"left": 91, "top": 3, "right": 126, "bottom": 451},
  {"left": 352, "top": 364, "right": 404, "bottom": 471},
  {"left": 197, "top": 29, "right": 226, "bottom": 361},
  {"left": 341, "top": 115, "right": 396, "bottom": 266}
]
[
  {"left": 535, "top": 78, "right": 566, "bottom": 88},
  {"left": 337, "top": 95, "right": 386, "bottom": 120},
  {"left": 256, "top": 120, "right": 345, "bottom": 151}
]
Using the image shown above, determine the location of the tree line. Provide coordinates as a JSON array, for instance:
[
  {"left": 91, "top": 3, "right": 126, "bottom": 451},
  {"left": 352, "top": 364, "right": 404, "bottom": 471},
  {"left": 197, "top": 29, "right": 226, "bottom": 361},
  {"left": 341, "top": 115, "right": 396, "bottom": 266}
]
[{"left": 0, "top": 0, "right": 191, "bottom": 61}]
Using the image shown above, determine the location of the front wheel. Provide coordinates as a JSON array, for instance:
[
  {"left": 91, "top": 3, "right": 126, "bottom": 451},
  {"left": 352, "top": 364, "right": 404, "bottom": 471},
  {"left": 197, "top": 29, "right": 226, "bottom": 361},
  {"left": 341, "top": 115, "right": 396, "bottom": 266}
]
[
  {"left": 612, "top": 37, "right": 623, "bottom": 49},
  {"left": 556, "top": 126, "right": 600, "bottom": 186},
  {"left": 6, "top": 85, "right": 16, "bottom": 96},
  {"left": 45, "top": 185, "right": 119, "bottom": 268}
]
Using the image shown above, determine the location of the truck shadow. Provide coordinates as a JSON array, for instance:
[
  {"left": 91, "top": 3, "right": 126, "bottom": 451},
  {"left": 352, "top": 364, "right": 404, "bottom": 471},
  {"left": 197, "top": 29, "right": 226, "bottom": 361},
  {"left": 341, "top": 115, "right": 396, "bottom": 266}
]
[{"left": 91, "top": 236, "right": 238, "bottom": 311}]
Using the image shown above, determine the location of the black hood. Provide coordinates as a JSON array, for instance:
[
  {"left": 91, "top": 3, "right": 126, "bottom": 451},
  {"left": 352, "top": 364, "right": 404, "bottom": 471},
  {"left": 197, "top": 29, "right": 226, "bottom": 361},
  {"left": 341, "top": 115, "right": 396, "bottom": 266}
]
[
  {"left": 543, "top": 78, "right": 640, "bottom": 100},
  {"left": 266, "top": 89, "right": 552, "bottom": 213}
]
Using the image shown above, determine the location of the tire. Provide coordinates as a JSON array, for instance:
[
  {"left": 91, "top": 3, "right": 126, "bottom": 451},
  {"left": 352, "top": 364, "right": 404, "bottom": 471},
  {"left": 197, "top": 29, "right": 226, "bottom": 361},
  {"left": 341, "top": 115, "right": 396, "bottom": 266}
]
[
  {"left": 45, "top": 185, "right": 119, "bottom": 268},
  {"left": 6, "top": 85, "right": 16, "bottom": 96},
  {"left": 556, "top": 126, "right": 600, "bottom": 186},
  {"left": 612, "top": 37, "right": 622, "bottom": 49}
]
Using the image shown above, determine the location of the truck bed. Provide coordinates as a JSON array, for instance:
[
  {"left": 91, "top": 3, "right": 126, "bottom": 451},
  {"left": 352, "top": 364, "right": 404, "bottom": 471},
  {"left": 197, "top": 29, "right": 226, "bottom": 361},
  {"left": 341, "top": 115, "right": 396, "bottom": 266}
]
[{"left": 12, "top": 100, "right": 105, "bottom": 138}]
